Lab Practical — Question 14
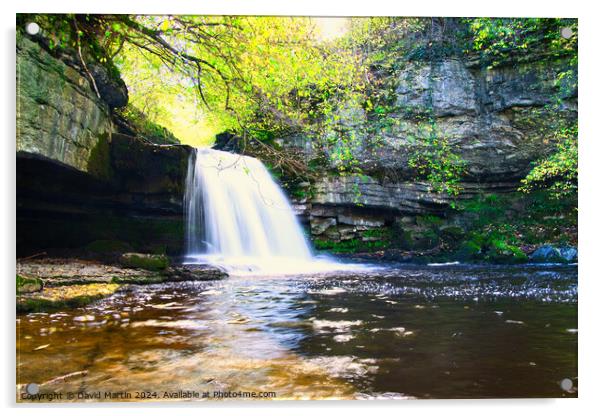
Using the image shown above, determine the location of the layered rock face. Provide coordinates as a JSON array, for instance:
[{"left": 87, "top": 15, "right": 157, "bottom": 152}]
[
  {"left": 17, "top": 34, "right": 114, "bottom": 178},
  {"left": 360, "top": 57, "right": 576, "bottom": 181},
  {"left": 16, "top": 34, "right": 192, "bottom": 256},
  {"left": 291, "top": 54, "right": 576, "bottom": 244}
]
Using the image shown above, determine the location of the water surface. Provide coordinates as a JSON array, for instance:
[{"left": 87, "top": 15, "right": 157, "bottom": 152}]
[{"left": 17, "top": 263, "right": 577, "bottom": 401}]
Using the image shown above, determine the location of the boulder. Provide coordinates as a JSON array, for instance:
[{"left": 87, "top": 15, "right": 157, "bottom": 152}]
[
  {"left": 167, "top": 264, "right": 228, "bottom": 281},
  {"left": 120, "top": 253, "right": 169, "bottom": 271},
  {"left": 16, "top": 275, "right": 43, "bottom": 294},
  {"left": 559, "top": 246, "right": 578, "bottom": 263},
  {"left": 531, "top": 245, "right": 577, "bottom": 263},
  {"left": 310, "top": 217, "right": 337, "bottom": 235},
  {"left": 530, "top": 245, "right": 564, "bottom": 263}
]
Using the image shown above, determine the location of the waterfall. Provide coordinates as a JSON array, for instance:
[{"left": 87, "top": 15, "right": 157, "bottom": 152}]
[{"left": 185, "top": 148, "right": 341, "bottom": 274}]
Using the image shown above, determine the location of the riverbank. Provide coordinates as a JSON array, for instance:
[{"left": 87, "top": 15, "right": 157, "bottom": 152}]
[
  {"left": 16, "top": 257, "right": 227, "bottom": 313},
  {"left": 16, "top": 245, "right": 578, "bottom": 313}
]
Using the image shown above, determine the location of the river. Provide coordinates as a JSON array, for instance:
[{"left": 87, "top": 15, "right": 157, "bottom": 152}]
[{"left": 16, "top": 263, "right": 577, "bottom": 401}]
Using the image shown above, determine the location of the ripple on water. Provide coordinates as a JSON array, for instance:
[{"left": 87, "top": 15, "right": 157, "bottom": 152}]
[
  {"left": 16, "top": 263, "right": 577, "bottom": 400},
  {"left": 311, "top": 319, "right": 363, "bottom": 332}
]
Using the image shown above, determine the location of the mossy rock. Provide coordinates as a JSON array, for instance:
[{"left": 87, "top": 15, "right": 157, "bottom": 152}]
[
  {"left": 17, "top": 283, "right": 120, "bottom": 313},
  {"left": 110, "top": 275, "right": 167, "bottom": 284},
  {"left": 400, "top": 230, "right": 439, "bottom": 250},
  {"left": 120, "top": 253, "right": 169, "bottom": 271},
  {"left": 16, "top": 274, "right": 43, "bottom": 294},
  {"left": 86, "top": 239, "right": 132, "bottom": 254},
  {"left": 415, "top": 215, "right": 444, "bottom": 229},
  {"left": 530, "top": 245, "right": 565, "bottom": 263},
  {"left": 456, "top": 240, "right": 482, "bottom": 260},
  {"left": 485, "top": 240, "right": 528, "bottom": 264}
]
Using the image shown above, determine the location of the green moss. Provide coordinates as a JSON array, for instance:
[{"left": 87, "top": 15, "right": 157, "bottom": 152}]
[
  {"left": 16, "top": 283, "right": 120, "bottom": 313},
  {"left": 485, "top": 240, "right": 528, "bottom": 264},
  {"left": 120, "top": 253, "right": 169, "bottom": 271},
  {"left": 456, "top": 190, "right": 577, "bottom": 249},
  {"left": 110, "top": 275, "right": 167, "bottom": 284},
  {"left": 116, "top": 105, "right": 180, "bottom": 145},
  {"left": 17, "top": 295, "right": 101, "bottom": 313},
  {"left": 360, "top": 228, "right": 390, "bottom": 239},
  {"left": 456, "top": 240, "right": 482, "bottom": 260},
  {"left": 87, "top": 133, "right": 114, "bottom": 181},
  {"left": 313, "top": 237, "right": 389, "bottom": 254},
  {"left": 416, "top": 215, "right": 444, "bottom": 228},
  {"left": 17, "top": 274, "right": 43, "bottom": 294}
]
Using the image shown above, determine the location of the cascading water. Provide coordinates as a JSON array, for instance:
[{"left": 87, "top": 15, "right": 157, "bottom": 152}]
[{"left": 184, "top": 148, "right": 354, "bottom": 274}]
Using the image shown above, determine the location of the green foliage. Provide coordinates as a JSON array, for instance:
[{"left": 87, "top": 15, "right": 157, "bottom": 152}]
[
  {"left": 520, "top": 123, "right": 578, "bottom": 198},
  {"left": 466, "top": 18, "right": 578, "bottom": 199},
  {"left": 119, "top": 16, "right": 365, "bottom": 146},
  {"left": 456, "top": 190, "right": 577, "bottom": 256},
  {"left": 485, "top": 238, "right": 528, "bottom": 264},
  {"left": 116, "top": 105, "right": 180, "bottom": 144},
  {"left": 407, "top": 133, "right": 466, "bottom": 196},
  {"left": 18, "top": 14, "right": 122, "bottom": 84},
  {"left": 338, "top": 18, "right": 470, "bottom": 196},
  {"left": 21, "top": 15, "right": 578, "bottom": 205},
  {"left": 467, "top": 18, "right": 578, "bottom": 67}
]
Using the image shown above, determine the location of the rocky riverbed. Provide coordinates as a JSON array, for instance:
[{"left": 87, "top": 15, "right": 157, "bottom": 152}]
[{"left": 17, "top": 256, "right": 227, "bottom": 313}]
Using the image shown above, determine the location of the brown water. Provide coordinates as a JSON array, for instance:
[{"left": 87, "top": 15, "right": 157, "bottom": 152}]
[{"left": 16, "top": 263, "right": 577, "bottom": 402}]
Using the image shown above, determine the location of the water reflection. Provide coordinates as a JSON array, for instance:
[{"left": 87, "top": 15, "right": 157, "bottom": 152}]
[{"left": 17, "top": 264, "right": 577, "bottom": 401}]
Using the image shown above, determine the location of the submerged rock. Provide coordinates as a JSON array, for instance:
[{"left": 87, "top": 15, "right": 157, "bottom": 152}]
[{"left": 167, "top": 264, "right": 228, "bottom": 281}]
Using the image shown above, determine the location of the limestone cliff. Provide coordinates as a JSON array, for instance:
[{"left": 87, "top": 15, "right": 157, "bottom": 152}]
[
  {"left": 17, "top": 33, "right": 113, "bottom": 178},
  {"left": 16, "top": 33, "right": 192, "bottom": 256},
  {"left": 284, "top": 38, "right": 577, "bottom": 251}
]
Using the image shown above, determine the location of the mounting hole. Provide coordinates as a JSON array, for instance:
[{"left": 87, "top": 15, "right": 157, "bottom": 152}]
[
  {"left": 25, "top": 22, "right": 40, "bottom": 36},
  {"left": 560, "top": 378, "right": 573, "bottom": 392},
  {"left": 25, "top": 383, "right": 39, "bottom": 395},
  {"left": 560, "top": 27, "right": 573, "bottom": 39}
]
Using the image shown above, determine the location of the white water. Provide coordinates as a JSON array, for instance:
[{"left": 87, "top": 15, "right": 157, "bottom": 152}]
[{"left": 184, "top": 148, "right": 364, "bottom": 275}]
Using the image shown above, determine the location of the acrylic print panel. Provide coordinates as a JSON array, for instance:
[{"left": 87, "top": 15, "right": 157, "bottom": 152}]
[{"left": 16, "top": 14, "right": 577, "bottom": 402}]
